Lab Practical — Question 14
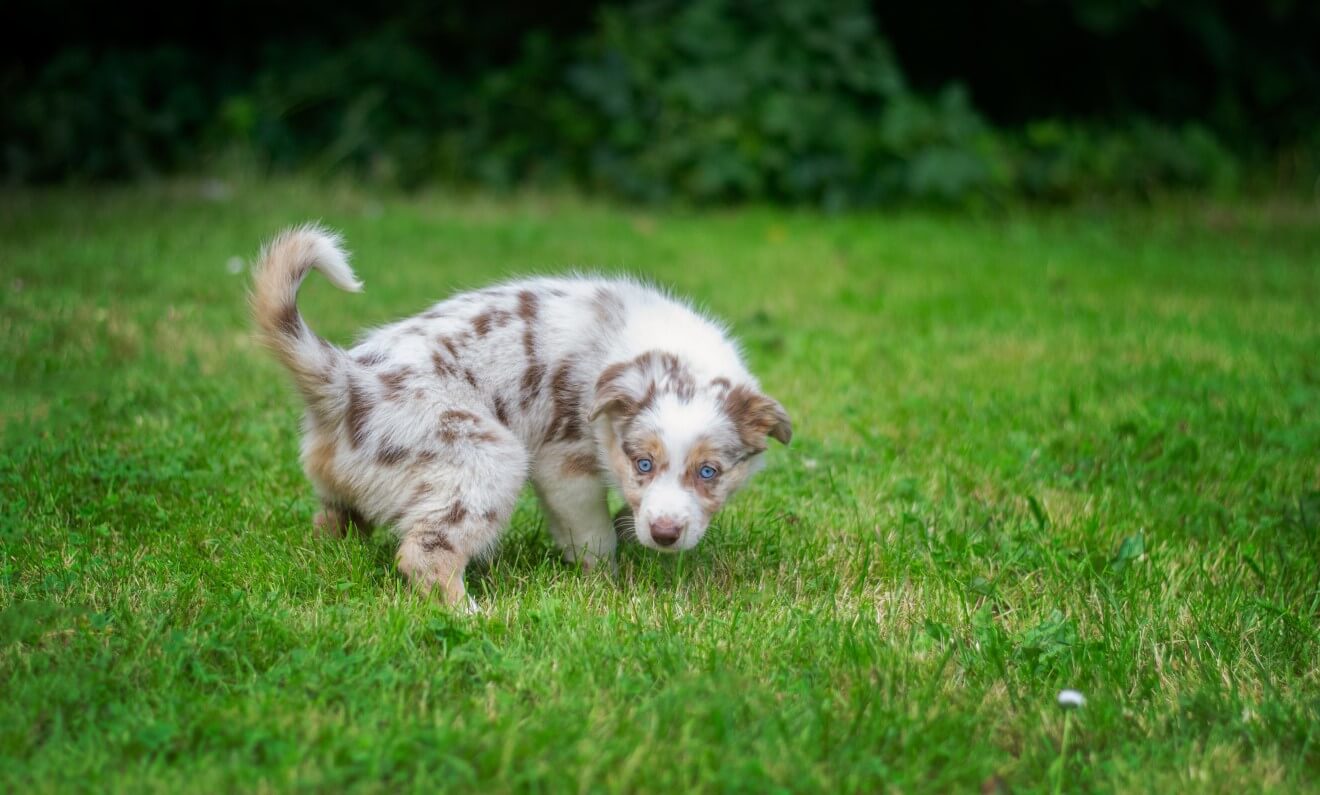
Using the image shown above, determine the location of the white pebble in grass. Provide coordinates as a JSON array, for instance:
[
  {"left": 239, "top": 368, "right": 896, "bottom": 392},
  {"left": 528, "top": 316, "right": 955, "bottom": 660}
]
[
  {"left": 226, "top": 256, "right": 245, "bottom": 275},
  {"left": 1057, "top": 689, "right": 1086, "bottom": 709}
]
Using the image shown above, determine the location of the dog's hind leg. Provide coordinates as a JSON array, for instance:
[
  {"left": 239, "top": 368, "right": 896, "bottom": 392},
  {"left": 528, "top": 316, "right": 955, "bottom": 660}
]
[
  {"left": 392, "top": 410, "right": 528, "bottom": 611},
  {"left": 396, "top": 520, "right": 476, "bottom": 610},
  {"left": 313, "top": 505, "right": 371, "bottom": 540}
]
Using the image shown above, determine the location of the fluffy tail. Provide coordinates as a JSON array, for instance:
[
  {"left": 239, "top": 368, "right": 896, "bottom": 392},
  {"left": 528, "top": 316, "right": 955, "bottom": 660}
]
[{"left": 251, "top": 224, "right": 363, "bottom": 416}]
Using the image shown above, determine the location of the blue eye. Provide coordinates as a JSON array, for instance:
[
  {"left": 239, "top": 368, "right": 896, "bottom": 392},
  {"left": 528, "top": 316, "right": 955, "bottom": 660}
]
[
  {"left": 636, "top": 458, "right": 653, "bottom": 473},
  {"left": 699, "top": 465, "right": 717, "bottom": 480}
]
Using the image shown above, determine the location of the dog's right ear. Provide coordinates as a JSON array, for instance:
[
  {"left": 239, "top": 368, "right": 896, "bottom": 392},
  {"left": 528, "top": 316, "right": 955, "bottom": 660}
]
[{"left": 589, "top": 360, "right": 644, "bottom": 421}]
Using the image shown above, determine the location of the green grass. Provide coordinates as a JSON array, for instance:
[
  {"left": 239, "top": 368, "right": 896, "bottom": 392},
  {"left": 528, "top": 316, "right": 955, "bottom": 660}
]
[{"left": 2, "top": 180, "right": 1318, "bottom": 793}]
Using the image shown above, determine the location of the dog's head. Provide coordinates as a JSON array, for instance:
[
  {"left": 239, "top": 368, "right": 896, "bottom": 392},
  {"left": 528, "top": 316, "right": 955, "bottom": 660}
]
[{"left": 590, "top": 351, "right": 791, "bottom": 551}]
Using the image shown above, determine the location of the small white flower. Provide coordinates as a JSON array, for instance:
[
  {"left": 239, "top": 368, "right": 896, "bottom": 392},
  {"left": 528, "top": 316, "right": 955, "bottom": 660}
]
[
  {"left": 226, "top": 256, "right": 245, "bottom": 275},
  {"left": 1057, "top": 689, "right": 1086, "bottom": 709},
  {"left": 803, "top": 458, "right": 819, "bottom": 470}
]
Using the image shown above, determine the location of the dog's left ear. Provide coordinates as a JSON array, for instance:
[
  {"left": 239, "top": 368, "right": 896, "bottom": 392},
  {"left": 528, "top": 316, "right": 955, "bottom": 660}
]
[{"left": 724, "top": 386, "right": 792, "bottom": 448}]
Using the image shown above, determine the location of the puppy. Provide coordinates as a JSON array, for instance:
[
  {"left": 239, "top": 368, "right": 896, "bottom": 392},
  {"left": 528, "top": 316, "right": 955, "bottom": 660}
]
[{"left": 252, "top": 225, "right": 791, "bottom": 610}]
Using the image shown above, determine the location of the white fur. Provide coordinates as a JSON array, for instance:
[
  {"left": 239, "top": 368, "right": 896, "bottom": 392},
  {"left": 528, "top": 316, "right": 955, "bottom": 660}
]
[{"left": 633, "top": 394, "right": 726, "bottom": 549}]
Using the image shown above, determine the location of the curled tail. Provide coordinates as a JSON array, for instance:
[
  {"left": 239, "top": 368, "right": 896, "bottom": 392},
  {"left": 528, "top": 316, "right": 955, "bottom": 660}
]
[{"left": 252, "top": 224, "right": 363, "bottom": 417}]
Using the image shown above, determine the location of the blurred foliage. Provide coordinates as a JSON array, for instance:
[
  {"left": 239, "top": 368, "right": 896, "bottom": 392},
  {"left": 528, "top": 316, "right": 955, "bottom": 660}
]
[
  {"left": 1, "top": 0, "right": 1316, "bottom": 203},
  {"left": 473, "top": 0, "right": 1004, "bottom": 206},
  {"left": 1011, "top": 119, "right": 1240, "bottom": 201},
  {"left": 562, "top": 1, "right": 983, "bottom": 204},
  {"left": 3, "top": 48, "right": 216, "bottom": 181},
  {"left": 877, "top": 0, "right": 1320, "bottom": 148}
]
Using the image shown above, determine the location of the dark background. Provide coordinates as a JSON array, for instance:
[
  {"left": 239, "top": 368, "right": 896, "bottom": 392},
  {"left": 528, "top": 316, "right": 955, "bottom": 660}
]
[{"left": 4, "top": 0, "right": 1318, "bottom": 203}]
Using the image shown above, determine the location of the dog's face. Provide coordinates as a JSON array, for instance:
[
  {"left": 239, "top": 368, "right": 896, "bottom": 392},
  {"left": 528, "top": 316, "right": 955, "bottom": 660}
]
[{"left": 590, "top": 352, "right": 791, "bottom": 551}]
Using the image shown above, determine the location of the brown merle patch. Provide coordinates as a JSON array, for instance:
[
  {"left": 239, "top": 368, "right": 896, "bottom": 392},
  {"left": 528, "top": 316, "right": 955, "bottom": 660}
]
[
  {"left": 492, "top": 395, "right": 511, "bottom": 427},
  {"left": 378, "top": 367, "right": 414, "bottom": 400},
  {"left": 442, "top": 501, "right": 468, "bottom": 525},
  {"left": 376, "top": 444, "right": 409, "bottom": 466},
  {"left": 438, "top": 336, "right": 461, "bottom": 358},
  {"left": 417, "top": 521, "right": 455, "bottom": 553},
  {"left": 275, "top": 303, "right": 301, "bottom": 338},
  {"left": 517, "top": 290, "right": 539, "bottom": 321},
  {"left": 657, "top": 351, "right": 696, "bottom": 400},
  {"left": 355, "top": 350, "right": 387, "bottom": 368},
  {"left": 560, "top": 450, "right": 600, "bottom": 476},
  {"left": 440, "top": 409, "right": 482, "bottom": 424},
  {"left": 346, "top": 375, "right": 372, "bottom": 448},
  {"left": 591, "top": 351, "right": 697, "bottom": 420},
  {"left": 463, "top": 368, "right": 480, "bottom": 389},
  {"left": 520, "top": 362, "right": 547, "bottom": 409},
  {"left": 472, "top": 308, "right": 513, "bottom": 337},
  {"left": 548, "top": 359, "right": 584, "bottom": 441},
  {"left": 432, "top": 351, "right": 457, "bottom": 379},
  {"left": 437, "top": 410, "right": 500, "bottom": 445}
]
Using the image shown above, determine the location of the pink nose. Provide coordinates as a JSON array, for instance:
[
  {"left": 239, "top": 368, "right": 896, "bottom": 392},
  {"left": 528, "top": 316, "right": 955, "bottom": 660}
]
[{"left": 649, "top": 517, "right": 685, "bottom": 547}]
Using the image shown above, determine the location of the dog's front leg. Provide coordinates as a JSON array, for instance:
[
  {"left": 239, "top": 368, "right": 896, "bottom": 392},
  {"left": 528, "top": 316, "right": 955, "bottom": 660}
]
[{"left": 532, "top": 460, "right": 616, "bottom": 571}]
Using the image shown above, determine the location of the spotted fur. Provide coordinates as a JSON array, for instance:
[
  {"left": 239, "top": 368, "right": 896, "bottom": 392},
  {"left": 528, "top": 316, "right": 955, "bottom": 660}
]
[{"left": 252, "top": 224, "right": 791, "bottom": 612}]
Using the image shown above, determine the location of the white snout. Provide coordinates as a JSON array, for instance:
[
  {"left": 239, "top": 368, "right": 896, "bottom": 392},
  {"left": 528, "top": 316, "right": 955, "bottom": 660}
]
[{"left": 638, "top": 480, "right": 706, "bottom": 552}]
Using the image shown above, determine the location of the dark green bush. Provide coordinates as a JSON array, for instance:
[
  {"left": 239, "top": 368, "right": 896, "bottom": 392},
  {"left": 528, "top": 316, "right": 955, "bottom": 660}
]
[
  {"left": 1012, "top": 119, "right": 1239, "bottom": 200},
  {"left": 0, "top": 0, "right": 1282, "bottom": 202},
  {"left": 547, "top": 0, "right": 1003, "bottom": 206},
  {"left": 3, "top": 48, "right": 217, "bottom": 182},
  {"left": 234, "top": 32, "right": 465, "bottom": 186}
]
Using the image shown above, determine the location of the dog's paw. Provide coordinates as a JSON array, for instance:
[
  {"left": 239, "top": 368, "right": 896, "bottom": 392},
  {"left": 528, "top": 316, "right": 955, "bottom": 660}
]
[
  {"left": 574, "top": 552, "right": 619, "bottom": 577},
  {"left": 312, "top": 509, "right": 346, "bottom": 539}
]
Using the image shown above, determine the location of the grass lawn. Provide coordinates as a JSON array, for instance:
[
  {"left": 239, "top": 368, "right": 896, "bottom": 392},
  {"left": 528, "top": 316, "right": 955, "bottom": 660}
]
[{"left": 1, "top": 180, "right": 1318, "bottom": 793}]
